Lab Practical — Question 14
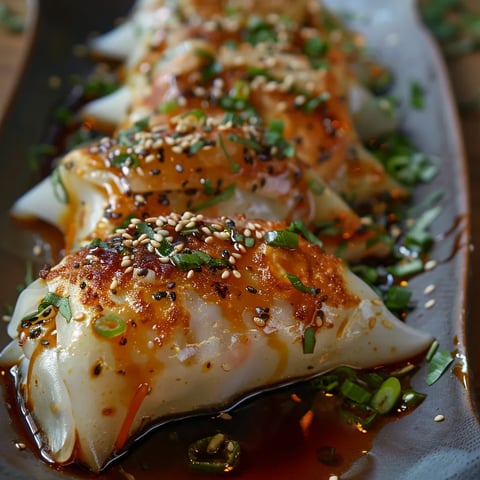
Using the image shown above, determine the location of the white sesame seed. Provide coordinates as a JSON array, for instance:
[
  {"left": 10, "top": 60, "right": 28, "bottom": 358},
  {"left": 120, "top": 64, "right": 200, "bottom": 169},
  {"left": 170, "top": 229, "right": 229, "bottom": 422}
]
[
  {"left": 424, "top": 284, "right": 436, "bottom": 295},
  {"left": 434, "top": 414, "right": 445, "bottom": 422},
  {"left": 124, "top": 266, "right": 134, "bottom": 274},
  {"left": 425, "top": 260, "right": 437, "bottom": 271},
  {"left": 232, "top": 270, "right": 241, "bottom": 279},
  {"left": 187, "top": 269, "right": 195, "bottom": 279},
  {"left": 221, "top": 270, "right": 231, "bottom": 279},
  {"left": 424, "top": 299, "right": 436, "bottom": 309},
  {"left": 253, "top": 316, "right": 266, "bottom": 327}
]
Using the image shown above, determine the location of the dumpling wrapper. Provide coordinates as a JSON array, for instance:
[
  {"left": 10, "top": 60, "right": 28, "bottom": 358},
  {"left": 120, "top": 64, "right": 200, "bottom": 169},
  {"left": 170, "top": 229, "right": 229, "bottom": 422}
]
[
  {"left": 11, "top": 119, "right": 390, "bottom": 261},
  {"left": 0, "top": 213, "right": 433, "bottom": 472}
]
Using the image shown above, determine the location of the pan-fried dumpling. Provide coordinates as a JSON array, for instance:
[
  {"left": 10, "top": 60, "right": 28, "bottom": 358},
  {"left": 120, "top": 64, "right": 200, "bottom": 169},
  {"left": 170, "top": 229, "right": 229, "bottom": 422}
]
[
  {"left": 11, "top": 118, "right": 390, "bottom": 261},
  {"left": 0, "top": 213, "right": 433, "bottom": 472},
  {"left": 85, "top": 5, "right": 404, "bottom": 206}
]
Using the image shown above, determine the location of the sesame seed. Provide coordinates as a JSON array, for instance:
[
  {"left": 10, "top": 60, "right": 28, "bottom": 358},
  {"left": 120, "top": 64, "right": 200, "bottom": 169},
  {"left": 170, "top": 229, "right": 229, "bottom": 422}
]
[
  {"left": 232, "top": 270, "right": 241, "bottom": 279},
  {"left": 187, "top": 269, "right": 195, "bottom": 279},
  {"left": 253, "top": 313, "right": 267, "bottom": 327},
  {"left": 424, "top": 284, "right": 436, "bottom": 295},
  {"left": 425, "top": 260, "right": 437, "bottom": 271},
  {"left": 424, "top": 299, "right": 436, "bottom": 309},
  {"left": 434, "top": 414, "right": 445, "bottom": 422},
  {"left": 124, "top": 266, "right": 134, "bottom": 274},
  {"left": 221, "top": 270, "right": 230, "bottom": 279}
]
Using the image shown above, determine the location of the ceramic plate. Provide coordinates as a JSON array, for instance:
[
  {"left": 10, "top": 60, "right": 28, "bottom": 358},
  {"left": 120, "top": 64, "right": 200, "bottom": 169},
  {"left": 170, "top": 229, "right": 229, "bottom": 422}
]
[{"left": 0, "top": 1, "right": 477, "bottom": 478}]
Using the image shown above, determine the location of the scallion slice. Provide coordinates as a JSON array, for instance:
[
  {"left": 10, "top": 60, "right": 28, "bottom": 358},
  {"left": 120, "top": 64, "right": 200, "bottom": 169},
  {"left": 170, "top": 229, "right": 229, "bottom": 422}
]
[
  {"left": 284, "top": 273, "right": 316, "bottom": 295},
  {"left": 340, "top": 379, "right": 372, "bottom": 404},
  {"left": 370, "top": 376, "right": 401, "bottom": 414},
  {"left": 93, "top": 314, "right": 126, "bottom": 338},
  {"left": 191, "top": 184, "right": 236, "bottom": 212},
  {"left": 264, "top": 230, "right": 299, "bottom": 248},
  {"left": 426, "top": 350, "right": 453, "bottom": 385},
  {"left": 188, "top": 434, "right": 241, "bottom": 474},
  {"left": 303, "top": 326, "right": 316, "bottom": 354}
]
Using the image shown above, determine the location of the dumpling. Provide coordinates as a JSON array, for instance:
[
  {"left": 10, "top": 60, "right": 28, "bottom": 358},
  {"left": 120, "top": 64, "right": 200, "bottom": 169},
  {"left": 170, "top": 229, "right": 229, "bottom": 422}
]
[
  {"left": 0, "top": 212, "right": 433, "bottom": 472},
  {"left": 11, "top": 117, "right": 390, "bottom": 261},
  {"left": 84, "top": 0, "right": 404, "bottom": 206}
]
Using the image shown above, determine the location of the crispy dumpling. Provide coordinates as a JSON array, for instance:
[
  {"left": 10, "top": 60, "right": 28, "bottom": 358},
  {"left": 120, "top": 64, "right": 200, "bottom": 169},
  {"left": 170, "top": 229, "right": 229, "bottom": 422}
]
[
  {"left": 0, "top": 213, "right": 433, "bottom": 472},
  {"left": 84, "top": 0, "right": 403, "bottom": 207},
  {"left": 11, "top": 117, "right": 390, "bottom": 261}
]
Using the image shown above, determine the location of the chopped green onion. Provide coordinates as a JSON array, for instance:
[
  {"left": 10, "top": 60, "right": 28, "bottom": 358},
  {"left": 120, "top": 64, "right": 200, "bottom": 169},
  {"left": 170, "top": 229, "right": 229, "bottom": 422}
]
[
  {"left": 51, "top": 167, "right": 69, "bottom": 204},
  {"left": 117, "top": 117, "right": 150, "bottom": 146},
  {"left": 304, "top": 36, "right": 329, "bottom": 58},
  {"left": 340, "top": 378, "right": 372, "bottom": 404},
  {"left": 287, "top": 220, "right": 323, "bottom": 247},
  {"left": 426, "top": 350, "right": 453, "bottom": 385},
  {"left": 310, "top": 373, "right": 339, "bottom": 392},
  {"left": 264, "top": 230, "right": 299, "bottom": 248},
  {"left": 171, "top": 251, "right": 211, "bottom": 270},
  {"left": 384, "top": 285, "right": 412, "bottom": 312},
  {"left": 136, "top": 221, "right": 155, "bottom": 239},
  {"left": 189, "top": 140, "right": 206, "bottom": 154},
  {"left": 350, "top": 265, "right": 378, "bottom": 286},
  {"left": 284, "top": 273, "right": 317, "bottom": 295},
  {"left": 228, "top": 133, "right": 262, "bottom": 152},
  {"left": 93, "top": 314, "right": 126, "bottom": 338},
  {"left": 410, "top": 81, "right": 425, "bottom": 109},
  {"left": 157, "top": 238, "right": 174, "bottom": 257},
  {"left": 157, "top": 99, "right": 179, "bottom": 114},
  {"left": 386, "top": 258, "right": 424, "bottom": 278},
  {"left": 188, "top": 434, "right": 241, "bottom": 474},
  {"left": 89, "top": 238, "right": 109, "bottom": 249},
  {"left": 264, "top": 119, "right": 295, "bottom": 158},
  {"left": 402, "top": 389, "right": 426, "bottom": 408},
  {"left": 370, "top": 376, "right": 401, "bottom": 414},
  {"left": 191, "top": 184, "right": 236, "bottom": 212},
  {"left": 303, "top": 92, "right": 331, "bottom": 113},
  {"left": 406, "top": 205, "right": 441, "bottom": 251},
  {"left": 303, "top": 326, "right": 316, "bottom": 354},
  {"left": 425, "top": 340, "right": 440, "bottom": 362},
  {"left": 218, "top": 134, "right": 241, "bottom": 173},
  {"left": 111, "top": 152, "right": 140, "bottom": 168},
  {"left": 39, "top": 293, "right": 72, "bottom": 323},
  {"left": 340, "top": 409, "right": 377, "bottom": 429}
]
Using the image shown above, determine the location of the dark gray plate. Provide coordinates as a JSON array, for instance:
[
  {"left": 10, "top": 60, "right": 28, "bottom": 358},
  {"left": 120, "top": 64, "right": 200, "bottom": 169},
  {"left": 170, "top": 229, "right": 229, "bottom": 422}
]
[{"left": 0, "top": 1, "right": 477, "bottom": 479}]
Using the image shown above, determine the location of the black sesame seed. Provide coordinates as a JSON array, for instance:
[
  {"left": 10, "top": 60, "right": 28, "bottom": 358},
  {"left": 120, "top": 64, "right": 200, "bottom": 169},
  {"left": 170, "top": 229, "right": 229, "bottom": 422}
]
[
  {"left": 153, "top": 291, "right": 168, "bottom": 300},
  {"left": 246, "top": 286, "right": 258, "bottom": 294}
]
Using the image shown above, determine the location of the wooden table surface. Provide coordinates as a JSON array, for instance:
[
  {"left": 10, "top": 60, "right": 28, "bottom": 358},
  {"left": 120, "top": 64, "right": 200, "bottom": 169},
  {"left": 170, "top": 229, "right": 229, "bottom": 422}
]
[{"left": 0, "top": 0, "right": 479, "bottom": 388}]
